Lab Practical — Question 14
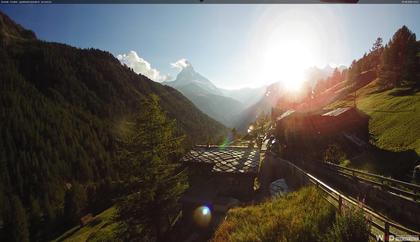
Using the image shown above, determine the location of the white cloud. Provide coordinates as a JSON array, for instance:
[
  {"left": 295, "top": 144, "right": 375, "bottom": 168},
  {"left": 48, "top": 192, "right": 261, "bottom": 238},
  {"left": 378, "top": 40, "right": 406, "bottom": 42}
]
[
  {"left": 116, "top": 50, "right": 171, "bottom": 82},
  {"left": 170, "top": 58, "right": 191, "bottom": 70}
]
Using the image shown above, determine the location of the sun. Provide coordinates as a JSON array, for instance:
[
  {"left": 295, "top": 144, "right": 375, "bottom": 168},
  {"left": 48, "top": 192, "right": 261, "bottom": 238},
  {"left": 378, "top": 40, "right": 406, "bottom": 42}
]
[
  {"left": 247, "top": 7, "right": 336, "bottom": 91},
  {"left": 261, "top": 26, "right": 320, "bottom": 92}
]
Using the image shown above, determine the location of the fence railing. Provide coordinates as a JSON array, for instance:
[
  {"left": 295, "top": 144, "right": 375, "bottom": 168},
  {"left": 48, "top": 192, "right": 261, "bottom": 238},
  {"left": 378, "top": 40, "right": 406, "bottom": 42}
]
[
  {"left": 275, "top": 156, "right": 420, "bottom": 242},
  {"left": 322, "top": 162, "right": 420, "bottom": 202}
]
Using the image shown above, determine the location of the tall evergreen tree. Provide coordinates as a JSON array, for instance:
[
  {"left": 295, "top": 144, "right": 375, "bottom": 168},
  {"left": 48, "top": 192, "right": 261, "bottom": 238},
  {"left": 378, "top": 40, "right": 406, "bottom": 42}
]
[
  {"left": 116, "top": 95, "right": 188, "bottom": 241},
  {"left": 5, "top": 196, "right": 30, "bottom": 242},
  {"left": 63, "top": 183, "right": 87, "bottom": 226},
  {"left": 371, "top": 37, "right": 383, "bottom": 53},
  {"left": 346, "top": 60, "right": 361, "bottom": 86},
  {"left": 28, "top": 197, "right": 42, "bottom": 241},
  {"left": 379, "top": 26, "right": 417, "bottom": 88},
  {"left": 369, "top": 37, "right": 384, "bottom": 71}
]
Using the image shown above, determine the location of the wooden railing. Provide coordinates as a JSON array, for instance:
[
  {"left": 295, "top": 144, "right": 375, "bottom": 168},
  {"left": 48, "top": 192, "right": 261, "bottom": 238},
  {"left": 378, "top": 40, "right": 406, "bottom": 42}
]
[
  {"left": 322, "top": 162, "right": 420, "bottom": 203},
  {"left": 275, "top": 156, "right": 420, "bottom": 242}
]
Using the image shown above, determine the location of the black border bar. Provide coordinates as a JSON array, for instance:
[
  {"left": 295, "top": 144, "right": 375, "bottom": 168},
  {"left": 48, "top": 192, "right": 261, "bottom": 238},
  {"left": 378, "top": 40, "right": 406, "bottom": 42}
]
[{"left": 0, "top": 0, "right": 418, "bottom": 4}]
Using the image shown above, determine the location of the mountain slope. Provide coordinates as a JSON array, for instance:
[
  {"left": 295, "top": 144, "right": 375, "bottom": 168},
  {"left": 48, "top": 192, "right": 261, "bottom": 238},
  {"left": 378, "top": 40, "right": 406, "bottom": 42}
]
[
  {"left": 0, "top": 11, "right": 226, "bottom": 240},
  {"left": 165, "top": 64, "right": 246, "bottom": 127}
]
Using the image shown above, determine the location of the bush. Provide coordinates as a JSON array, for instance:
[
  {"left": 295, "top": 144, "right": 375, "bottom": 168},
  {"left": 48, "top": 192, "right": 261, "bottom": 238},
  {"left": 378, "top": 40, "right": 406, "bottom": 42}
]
[
  {"left": 323, "top": 208, "right": 370, "bottom": 242},
  {"left": 324, "top": 144, "right": 347, "bottom": 165}
]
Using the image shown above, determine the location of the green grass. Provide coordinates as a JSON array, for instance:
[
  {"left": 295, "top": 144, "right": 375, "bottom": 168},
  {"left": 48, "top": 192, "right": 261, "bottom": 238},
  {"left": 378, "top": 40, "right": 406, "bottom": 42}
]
[
  {"left": 327, "top": 81, "right": 420, "bottom": 155},
  {"left": 53, "top": 207, "right": 123, "bottom": 242},
  {"left": 212, "top": 186, "right": 369, "bottom": 242}
]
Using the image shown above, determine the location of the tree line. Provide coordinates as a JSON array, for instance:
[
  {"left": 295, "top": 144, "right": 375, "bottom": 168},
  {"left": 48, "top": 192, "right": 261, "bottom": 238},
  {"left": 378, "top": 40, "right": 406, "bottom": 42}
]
[{"left": 313, "top": 25, "right": 420, "bottom": 95}]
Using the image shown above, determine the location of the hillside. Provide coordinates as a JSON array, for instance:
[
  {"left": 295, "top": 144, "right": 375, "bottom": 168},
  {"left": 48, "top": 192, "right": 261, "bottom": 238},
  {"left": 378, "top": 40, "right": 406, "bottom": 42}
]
[
  {"left": 327, "top": 80, "right": 420, "bottom": 154},
  {"left": 169, "top": 82, "right": 245, "bottom": 127},
  {"left": 0, "top": 11, "right": 226, "bottom": 241}
]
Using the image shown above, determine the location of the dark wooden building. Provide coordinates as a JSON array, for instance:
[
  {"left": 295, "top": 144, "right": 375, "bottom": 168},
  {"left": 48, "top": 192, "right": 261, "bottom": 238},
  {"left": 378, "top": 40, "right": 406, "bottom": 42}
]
[
  {"left": 275, "top": 107, "right": 369, "bottom": 151},
  {"left": 179, "top": 146, "right": 260, "bottom": 231},
  {"left": 181, "top": 146, "right": 260, "bottom": 200}
]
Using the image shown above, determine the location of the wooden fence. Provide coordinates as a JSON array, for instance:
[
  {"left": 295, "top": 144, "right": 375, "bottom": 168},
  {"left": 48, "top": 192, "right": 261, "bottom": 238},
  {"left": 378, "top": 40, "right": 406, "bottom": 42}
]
[
  {"left": 275, "top": 156, "right": 420, "bottom": 242},
  {"left": 322, "top": 162, "right": 420, "bottom": 203}
]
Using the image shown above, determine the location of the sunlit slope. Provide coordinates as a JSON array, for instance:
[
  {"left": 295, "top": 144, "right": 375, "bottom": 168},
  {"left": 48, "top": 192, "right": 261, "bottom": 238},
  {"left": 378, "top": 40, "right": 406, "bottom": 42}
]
[{"left": 327, "top": 80, "right": 420, "bottom": 154}]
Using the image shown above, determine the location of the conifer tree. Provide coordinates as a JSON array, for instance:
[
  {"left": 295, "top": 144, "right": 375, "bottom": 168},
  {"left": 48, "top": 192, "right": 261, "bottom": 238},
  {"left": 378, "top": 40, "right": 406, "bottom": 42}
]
[
  {"left": 63, "top": 183, "right": 87, "bottom": 226},
  {"left": 6, "top": 196, "right": 30, "bottom": 242},
  {"left": 379, "top": 26, "right": 417, "bottom": 88},
  {"left": 116, "top": 95, "right": 188, "bottom": 241}
]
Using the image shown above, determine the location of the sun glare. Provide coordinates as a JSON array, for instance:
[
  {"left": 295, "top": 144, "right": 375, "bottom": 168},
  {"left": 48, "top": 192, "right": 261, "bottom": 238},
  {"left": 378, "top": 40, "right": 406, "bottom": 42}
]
[
  {"left": 247, "top": 7, "right": 344, "bottom": 91},
  {"left": 261, "top": 24, "right": 320, "bottom": 92}
]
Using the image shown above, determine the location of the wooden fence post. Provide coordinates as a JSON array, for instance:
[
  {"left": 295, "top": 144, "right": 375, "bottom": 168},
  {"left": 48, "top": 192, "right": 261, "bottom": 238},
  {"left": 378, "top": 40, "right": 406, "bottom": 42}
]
[{"left": 384, "top": 221, "right": 390, "bottom": 242}]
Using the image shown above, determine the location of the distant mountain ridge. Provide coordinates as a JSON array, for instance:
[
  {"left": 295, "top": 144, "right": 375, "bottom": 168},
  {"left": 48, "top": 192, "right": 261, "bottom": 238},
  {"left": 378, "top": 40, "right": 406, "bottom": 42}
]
[
  {"left": 164, "top": 62, "right": 265, "bottom": 127},
  {"left": 221, "top": 86, "right": 266, "bottom": 108},
  {"left": 164, "top": 64, "right": 223, "bottom": 96}
]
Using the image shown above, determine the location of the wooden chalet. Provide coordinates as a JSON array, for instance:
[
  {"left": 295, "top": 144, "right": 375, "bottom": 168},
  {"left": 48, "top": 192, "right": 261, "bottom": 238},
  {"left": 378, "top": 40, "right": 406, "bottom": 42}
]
[
  {"left": 181, "top": 146, "right": 259, "bottom": 199},
  {"left": 275, "top": 107, "right": 369, "bottom": 145},
  {"left": 180, "top": 146, "right": 259, "bottom": 212}
]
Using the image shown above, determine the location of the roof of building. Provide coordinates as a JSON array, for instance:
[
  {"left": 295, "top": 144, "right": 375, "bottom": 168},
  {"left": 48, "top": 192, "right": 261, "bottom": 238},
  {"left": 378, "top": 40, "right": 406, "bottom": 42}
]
[
  {"left": 181, "top": 146, "right": 260, "bottom": 174},
  {"left": 322, "top": 107, "right": 353, "bottom": 117},
  {"left": 276, "top": 110, "right": 296, "bottom": 121}
]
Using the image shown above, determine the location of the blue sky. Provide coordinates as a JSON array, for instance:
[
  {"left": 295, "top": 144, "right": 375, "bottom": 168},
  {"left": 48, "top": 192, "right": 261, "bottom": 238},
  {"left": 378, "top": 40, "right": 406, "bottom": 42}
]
[{"left": 1, "top": 4, "right": 419, "bottom": 89}]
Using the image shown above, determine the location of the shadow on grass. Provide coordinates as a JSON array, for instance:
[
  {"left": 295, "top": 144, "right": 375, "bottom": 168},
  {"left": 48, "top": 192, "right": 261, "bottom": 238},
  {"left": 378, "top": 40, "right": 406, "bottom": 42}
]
[
  {"left": 389, "top": 87, "right": 419, "bottom": 97},
  {"left": 367, "top": 86, "right": 419, "bottom": 96},
  {"left": 348, "top": 146, "right": 419, "bottom": 181},
  {"left": 363, "top": 109, "right": 415, "bottom": 113},
  {"left": 87, "top": 218, "right": 101, "bottom": 228}
]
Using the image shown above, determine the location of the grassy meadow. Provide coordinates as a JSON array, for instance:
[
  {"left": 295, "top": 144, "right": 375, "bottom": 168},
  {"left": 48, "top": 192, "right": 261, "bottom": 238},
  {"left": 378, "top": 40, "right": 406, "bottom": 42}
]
[{"left": 212, "top": 186, "right": 370, "bottom": 242}]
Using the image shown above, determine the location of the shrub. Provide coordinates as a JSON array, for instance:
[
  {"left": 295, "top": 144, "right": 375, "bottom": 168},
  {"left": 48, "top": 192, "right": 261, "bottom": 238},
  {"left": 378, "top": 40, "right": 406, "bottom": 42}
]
[
  {"left": 323, "top": 208, "right": 370, "bottom": 242},
  {"left": 324, "top": 144, "right": 347, "bottom": 164}
]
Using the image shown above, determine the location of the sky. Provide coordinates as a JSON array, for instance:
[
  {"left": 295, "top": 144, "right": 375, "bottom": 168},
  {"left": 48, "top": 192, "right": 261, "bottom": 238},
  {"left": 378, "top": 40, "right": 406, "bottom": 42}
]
[{"left": 1, "top": 4, "right": 420, "bottom": 89}]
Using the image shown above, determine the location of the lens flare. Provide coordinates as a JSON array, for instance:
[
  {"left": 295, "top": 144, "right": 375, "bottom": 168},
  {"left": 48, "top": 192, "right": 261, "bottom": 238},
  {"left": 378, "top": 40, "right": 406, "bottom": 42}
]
[
  {"left": 202, "top": 207, "right": 210, "bottom": 215},
  {"left": 219, "top": 132, "right": 234, "bottom": 149},
  {"left": 193, "top": 206, "right": 212, "bottom": 227},
  {"left": 248, "top": 125, "right": 254, "bottom": 134}
]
